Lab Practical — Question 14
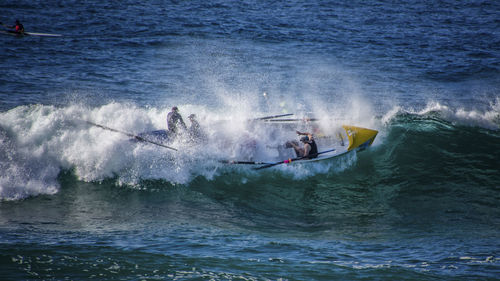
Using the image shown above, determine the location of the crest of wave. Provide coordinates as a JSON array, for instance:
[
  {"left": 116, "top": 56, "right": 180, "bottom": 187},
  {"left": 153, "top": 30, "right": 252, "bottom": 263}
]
[{"left": 411, "top": 99, "right": 500, "bottom": 130}]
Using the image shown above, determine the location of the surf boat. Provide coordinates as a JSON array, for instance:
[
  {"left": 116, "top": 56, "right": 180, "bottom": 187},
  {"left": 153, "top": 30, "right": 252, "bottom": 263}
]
[
  {"left": 225, "top": 125, "right": 378, "bottom": 169},
  {"left": 86, "top": 116, "right": 378, "bottom": 168}
]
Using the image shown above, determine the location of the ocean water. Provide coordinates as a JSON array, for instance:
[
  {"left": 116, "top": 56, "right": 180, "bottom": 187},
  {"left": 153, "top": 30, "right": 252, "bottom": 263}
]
[{"left": 1, "top": 0, "right": 499, "bottom": 280}]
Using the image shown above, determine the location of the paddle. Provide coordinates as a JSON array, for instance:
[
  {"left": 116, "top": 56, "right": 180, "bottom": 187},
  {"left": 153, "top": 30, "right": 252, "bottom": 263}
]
[
  {"left": 0, "top": 22, "right": 11, "bottom": 29},
  {"left": 253, "top": 113, "right": 294, "bottom": 121},
  {"left": 253, "top": 148, "right": 336, "bottom": 170},
  {"left": 1, "top": 22, "right": 16, "bottom": 30},
  {"left": 87, "top": 121, "right": 178, "bottom": 151}
]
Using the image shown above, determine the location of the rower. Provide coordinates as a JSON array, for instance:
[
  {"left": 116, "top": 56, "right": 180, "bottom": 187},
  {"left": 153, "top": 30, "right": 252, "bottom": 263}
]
[
  {"left": 288, "top": 131, "right": 318, "bottom": 159},
  {"left": 167, "top": 106, "right": 187, "bottom": 136},
  {"left": 187, "top": 114, "right": 206, "bottom": 143},
  {"left": 2, "top": 19, "right": 24, "bottom": 34}
]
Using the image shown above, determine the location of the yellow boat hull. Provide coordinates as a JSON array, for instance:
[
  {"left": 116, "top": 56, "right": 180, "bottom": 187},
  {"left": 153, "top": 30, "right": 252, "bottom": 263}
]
[{"left": 342, "top": 125, "right": 378, "bottom": 151}]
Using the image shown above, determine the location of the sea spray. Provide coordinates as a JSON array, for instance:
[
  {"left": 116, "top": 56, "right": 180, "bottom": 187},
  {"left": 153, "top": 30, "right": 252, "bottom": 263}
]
[{"left": 2, "top": 98, "right": 498, "bottom": 200}]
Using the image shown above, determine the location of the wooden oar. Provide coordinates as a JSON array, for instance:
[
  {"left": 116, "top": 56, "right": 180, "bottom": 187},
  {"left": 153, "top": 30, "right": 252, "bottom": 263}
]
[
  {"left": 253, "top": 148, "right": 336, "bottom": 170},
  {"left": 87, "top": 121, "right": 177, "bottom": 151},
  {"left": 253, "top": 113, "right": 294, "bottom": 121}
]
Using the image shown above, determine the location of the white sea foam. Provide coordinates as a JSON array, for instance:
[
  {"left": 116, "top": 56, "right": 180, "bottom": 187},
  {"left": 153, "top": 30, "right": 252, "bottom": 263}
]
[
  {"left": 3, "top": 95, "right": 495, "bottom": 200},
  {"left": 0, "top": 100, "right": 357, "bottom": 200},
  {"left": 379, "top": 97, "right": 500, "bottom": 131},
  {"left": 413, "top": 99, "right": 500, "bottom": 130}
]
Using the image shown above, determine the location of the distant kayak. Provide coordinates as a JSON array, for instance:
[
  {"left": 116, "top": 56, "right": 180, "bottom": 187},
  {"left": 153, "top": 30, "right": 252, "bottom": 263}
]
[{"left": 1, "top": 30, "right": 62, "bottom": 37}]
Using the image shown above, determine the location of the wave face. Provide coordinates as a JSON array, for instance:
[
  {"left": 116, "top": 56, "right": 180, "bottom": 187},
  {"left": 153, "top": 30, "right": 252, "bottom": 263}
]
[{"left": 191, "top": 108, "right": 500, "bottom": 237}]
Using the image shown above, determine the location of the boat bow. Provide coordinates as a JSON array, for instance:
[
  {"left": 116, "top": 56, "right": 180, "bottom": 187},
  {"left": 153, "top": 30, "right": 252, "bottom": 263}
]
[{"left": 343, "top": 125, "right": 378, "bottom": 151}]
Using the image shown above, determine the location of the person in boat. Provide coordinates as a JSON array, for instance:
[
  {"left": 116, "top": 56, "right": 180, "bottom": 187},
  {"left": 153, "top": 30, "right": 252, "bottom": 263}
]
[
  {"left": 167, "top": 106, "right": 187, "bottom": 135},
  {"left": 187, "top": 113, "right": 206, "bottom": 142},
  {"left": 3, "top": 20, "right": 25, "bottom": 34},
  {"left": 288, "top": 131, "right": 318, "bottom": 159}
]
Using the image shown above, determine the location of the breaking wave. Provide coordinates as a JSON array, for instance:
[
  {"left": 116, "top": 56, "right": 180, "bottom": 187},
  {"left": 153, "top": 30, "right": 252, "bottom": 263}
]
[{"left": 0, "top": 98, "right": 498, "bottom": 201}]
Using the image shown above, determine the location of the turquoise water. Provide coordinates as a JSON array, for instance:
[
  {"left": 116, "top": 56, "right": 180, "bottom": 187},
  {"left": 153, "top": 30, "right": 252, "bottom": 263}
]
[{"left": 1, "top": 0, "right": 499, "bottom": 280}]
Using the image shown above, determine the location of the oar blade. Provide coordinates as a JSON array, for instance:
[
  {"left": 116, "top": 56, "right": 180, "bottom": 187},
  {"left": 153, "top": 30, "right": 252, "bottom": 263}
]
[
  {"left": 253, "top": 162, "right": 280, "bottom": 170},
  {"left": 253, "top": 148, "right": 336, "bottom": 170}
]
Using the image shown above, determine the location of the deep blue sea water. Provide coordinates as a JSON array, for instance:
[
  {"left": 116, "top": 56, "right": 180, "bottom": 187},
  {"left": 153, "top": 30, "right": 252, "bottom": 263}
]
[{"left": 1, "top": 0, "right": 499, "bottom": 280}]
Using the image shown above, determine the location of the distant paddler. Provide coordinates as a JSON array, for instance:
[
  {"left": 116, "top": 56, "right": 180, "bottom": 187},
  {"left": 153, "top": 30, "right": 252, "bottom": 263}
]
[
  {"left": 1, "top": 19, "right": 25, "bottom": 34},
  {"left": 1, "top": 19, "right": 62, "bottom": 37}
]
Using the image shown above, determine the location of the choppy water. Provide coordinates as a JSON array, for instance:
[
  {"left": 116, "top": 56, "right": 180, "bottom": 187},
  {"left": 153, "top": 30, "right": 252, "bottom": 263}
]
[{"left": 1, "top": 0, "right": 499, "bottom": 280}]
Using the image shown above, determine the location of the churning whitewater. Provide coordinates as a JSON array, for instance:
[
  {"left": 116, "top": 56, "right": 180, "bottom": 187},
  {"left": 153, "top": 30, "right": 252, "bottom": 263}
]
[{"left": 1, "top": 98, "right": 498, "bottom": 200}]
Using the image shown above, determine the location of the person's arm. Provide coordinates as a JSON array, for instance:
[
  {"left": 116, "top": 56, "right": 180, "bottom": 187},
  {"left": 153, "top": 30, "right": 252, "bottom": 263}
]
[
  {"left": 289, "top": 141, "right": 300, "bottom": 150},
  {"left": 179, "top": 116, "right": 187, "bottom": 129},
  {"left": 171, "top": 112, "right": 187, "bottom": 129},
  {"left": 303, "top": 143, "right": 311, "bottom": 156},
  {"left": 296, "top": 130, "right": 314, "bottom": 141},
  {"left": 1, "top": 23, "right": 14, "bottom": 29}
]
